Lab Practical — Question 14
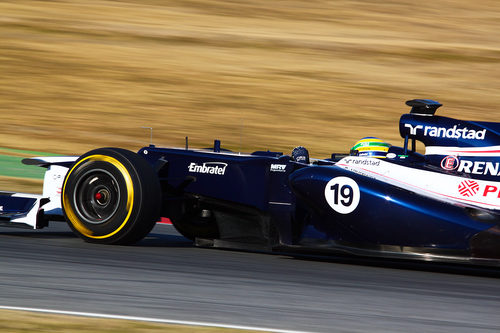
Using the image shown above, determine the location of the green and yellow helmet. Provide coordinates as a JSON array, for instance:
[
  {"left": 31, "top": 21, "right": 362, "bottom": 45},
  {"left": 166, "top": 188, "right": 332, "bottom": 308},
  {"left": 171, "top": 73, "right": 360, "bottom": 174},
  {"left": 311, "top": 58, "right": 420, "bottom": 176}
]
[{"left": 351, "top": 137, "right": 391, "bottom": 158}]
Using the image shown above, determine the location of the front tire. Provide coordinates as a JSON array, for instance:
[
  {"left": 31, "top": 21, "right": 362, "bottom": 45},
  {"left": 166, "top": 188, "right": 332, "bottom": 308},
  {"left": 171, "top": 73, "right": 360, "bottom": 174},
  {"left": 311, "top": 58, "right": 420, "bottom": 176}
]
[{"left": 62, "top": 148, "right": 161, "bottom": 245}]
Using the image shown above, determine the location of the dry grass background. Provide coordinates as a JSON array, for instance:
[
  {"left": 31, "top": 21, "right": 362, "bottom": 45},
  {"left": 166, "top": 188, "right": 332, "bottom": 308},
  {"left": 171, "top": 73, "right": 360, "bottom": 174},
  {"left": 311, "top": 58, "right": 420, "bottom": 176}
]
[{"left": 1, "top": 0, "right": 500, "bottom": 190}]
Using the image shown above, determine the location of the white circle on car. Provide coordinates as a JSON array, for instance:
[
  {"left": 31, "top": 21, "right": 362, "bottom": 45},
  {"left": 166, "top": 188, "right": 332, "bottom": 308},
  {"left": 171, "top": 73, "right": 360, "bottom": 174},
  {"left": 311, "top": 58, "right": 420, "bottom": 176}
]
[
  {"left": 386, "top": 153, "right": 396, "bottom": 159},
  {"left": 324, "top": 176, "right": 360, "bottom": 214}
]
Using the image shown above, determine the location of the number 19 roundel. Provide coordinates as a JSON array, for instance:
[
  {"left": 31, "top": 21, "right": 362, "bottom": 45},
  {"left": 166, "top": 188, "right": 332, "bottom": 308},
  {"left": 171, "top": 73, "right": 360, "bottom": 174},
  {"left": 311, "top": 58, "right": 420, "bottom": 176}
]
[{"left": 324, "top": 176, "right": 360, "bottom": 214}]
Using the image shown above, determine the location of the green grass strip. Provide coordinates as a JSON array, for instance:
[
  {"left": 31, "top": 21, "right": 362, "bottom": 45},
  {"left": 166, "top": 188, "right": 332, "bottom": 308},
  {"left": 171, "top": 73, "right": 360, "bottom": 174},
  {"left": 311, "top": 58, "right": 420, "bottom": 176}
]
[
  {"left": 0, "top": 155, "right": 46, "bottom": 179},
  {"left": 0, "top": 147, "right": 61, "bottom": 179},
  {"left": 0, "top": 147, "right": 57, "bottom": 157}
]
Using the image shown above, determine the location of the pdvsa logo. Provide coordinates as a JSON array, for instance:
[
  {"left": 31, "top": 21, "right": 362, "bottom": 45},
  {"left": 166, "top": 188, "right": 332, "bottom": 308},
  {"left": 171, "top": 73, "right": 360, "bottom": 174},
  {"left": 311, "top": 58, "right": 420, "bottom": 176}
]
[
  {"left": 441, "top": 156, "right": 459, "bottom": 170},
  {"left": 458, "top": 180, "right": 479, "bottom": 197}
]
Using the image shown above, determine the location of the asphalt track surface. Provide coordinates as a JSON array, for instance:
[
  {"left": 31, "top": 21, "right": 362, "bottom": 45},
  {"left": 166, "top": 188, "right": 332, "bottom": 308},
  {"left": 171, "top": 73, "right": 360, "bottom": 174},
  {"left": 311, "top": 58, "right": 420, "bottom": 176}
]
[{"left": 1, "top": 223, "right": 499, "bottom": 333}]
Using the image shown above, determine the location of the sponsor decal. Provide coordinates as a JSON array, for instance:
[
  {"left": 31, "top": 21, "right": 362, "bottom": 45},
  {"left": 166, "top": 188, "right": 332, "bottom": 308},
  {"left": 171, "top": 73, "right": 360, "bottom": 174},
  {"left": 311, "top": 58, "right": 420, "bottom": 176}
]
[
  {"left": 480, "top": 184, "right": 500, "bottom": 198},
  {"left": 457, "top": 160, "right": 500, "bottom": 176},
  {"left": 404, "top": 124, "right": 423, "bottom": 136},
  {"left": 342, "top": 158, "right": 381, "bottom": 167},
  {"left": 458, "top": 180, "right": 479, "bottom": 197},
  {"left": 441, "top": 156, "right": 459, "bottom": 171},
  {"left": 324, "top": 177, "right": 360, "bottom": 214},
  {"left": 188, "top": 162, "right": 227, "bottom": 175},
  {"left": 483, "top": 185, "right": 499, "bottom": 197},
  {"left": 458, "top": 180, "right": 500, "bottom": 198},
  {"left": 270, "top": 164, "right": 287, "bottom": 172},
  {"left": 442, "top": 158, "right": 500, "bottom": 176},
  {"left": 0, "top": 206, "right": 3, "bottom": 211},
  {"left": 404, "top": 123, "right": 486, "bottom": 140}
]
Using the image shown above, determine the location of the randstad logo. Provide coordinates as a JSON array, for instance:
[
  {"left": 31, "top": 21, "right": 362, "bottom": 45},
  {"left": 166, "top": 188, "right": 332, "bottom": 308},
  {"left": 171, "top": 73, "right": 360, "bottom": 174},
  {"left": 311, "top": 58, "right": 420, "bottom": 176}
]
[
  {"left": 404, "top": 124, "right": 486, "bottom": 140},
  {"left": 188, "top": 162, "right": 228, "bottom": 175}
]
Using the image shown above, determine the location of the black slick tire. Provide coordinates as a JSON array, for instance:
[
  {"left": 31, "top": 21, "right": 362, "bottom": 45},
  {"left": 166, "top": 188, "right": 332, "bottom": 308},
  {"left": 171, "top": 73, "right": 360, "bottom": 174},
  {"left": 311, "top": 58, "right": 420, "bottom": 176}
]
[{"left": 61, "top": 147, "right": 161, "bottom": 245}]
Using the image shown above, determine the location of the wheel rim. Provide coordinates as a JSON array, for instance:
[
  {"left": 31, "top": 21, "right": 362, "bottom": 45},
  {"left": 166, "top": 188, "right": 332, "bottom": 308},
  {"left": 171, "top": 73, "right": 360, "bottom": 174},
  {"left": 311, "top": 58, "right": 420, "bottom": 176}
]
[{"left": 73, "top": 169, "right": 121, "bottom": 224}]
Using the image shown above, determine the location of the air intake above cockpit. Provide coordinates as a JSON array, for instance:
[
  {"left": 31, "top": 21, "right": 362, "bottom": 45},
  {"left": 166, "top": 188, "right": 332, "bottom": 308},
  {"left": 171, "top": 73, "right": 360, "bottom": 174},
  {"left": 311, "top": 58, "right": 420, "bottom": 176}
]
[{"left": 406, "top": 99, "right": 442, "bottom": 116}]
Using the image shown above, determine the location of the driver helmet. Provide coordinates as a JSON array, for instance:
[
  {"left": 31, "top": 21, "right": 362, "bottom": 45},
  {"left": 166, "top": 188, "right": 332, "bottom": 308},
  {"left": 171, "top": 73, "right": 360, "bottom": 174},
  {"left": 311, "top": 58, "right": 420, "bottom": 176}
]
[{"left": 351, "top": 137, "right": 391, "bottom": 158}]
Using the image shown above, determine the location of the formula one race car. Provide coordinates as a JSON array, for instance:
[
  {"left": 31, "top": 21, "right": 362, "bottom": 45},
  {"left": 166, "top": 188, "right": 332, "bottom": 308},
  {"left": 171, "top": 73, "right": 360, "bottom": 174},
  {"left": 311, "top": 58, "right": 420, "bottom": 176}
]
[{"left": 1, "top": 99, "right": 499, "bottom": 266}]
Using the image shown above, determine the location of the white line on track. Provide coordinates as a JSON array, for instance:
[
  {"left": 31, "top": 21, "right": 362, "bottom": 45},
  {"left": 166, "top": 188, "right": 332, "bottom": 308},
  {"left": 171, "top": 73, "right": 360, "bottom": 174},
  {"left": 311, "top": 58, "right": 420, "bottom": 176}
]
[{"left": 0, "top": 305, "right": 315, "bottom": 333}]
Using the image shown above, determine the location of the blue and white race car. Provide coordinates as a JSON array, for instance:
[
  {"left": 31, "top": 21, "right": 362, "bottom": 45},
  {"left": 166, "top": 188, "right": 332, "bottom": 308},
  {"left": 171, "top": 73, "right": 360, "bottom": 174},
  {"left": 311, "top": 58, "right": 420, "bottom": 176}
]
[{"left": 1, "top": 99, "right": 499, "bottom": 266}]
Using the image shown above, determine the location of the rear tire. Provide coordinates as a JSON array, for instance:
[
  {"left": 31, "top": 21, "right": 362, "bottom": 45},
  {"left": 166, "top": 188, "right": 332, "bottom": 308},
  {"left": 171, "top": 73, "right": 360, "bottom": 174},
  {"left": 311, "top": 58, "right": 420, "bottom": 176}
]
[{"left": 62, "top": 148, "right": 161, "bottom": 245}]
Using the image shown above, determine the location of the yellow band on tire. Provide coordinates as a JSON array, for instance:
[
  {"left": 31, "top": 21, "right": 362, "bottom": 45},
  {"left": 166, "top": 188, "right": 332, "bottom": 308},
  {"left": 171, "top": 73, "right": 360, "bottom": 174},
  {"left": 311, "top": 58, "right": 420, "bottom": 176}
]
[{"left": 62, "top": 154, "right": 134, "bottom": 239}]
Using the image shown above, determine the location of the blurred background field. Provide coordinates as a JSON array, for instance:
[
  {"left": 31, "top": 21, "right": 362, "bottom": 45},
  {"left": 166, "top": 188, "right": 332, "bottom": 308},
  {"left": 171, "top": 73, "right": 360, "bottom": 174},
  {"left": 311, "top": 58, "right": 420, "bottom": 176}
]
[{"left": 1, "top": 0, "right": 500, "bottom": 192}]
